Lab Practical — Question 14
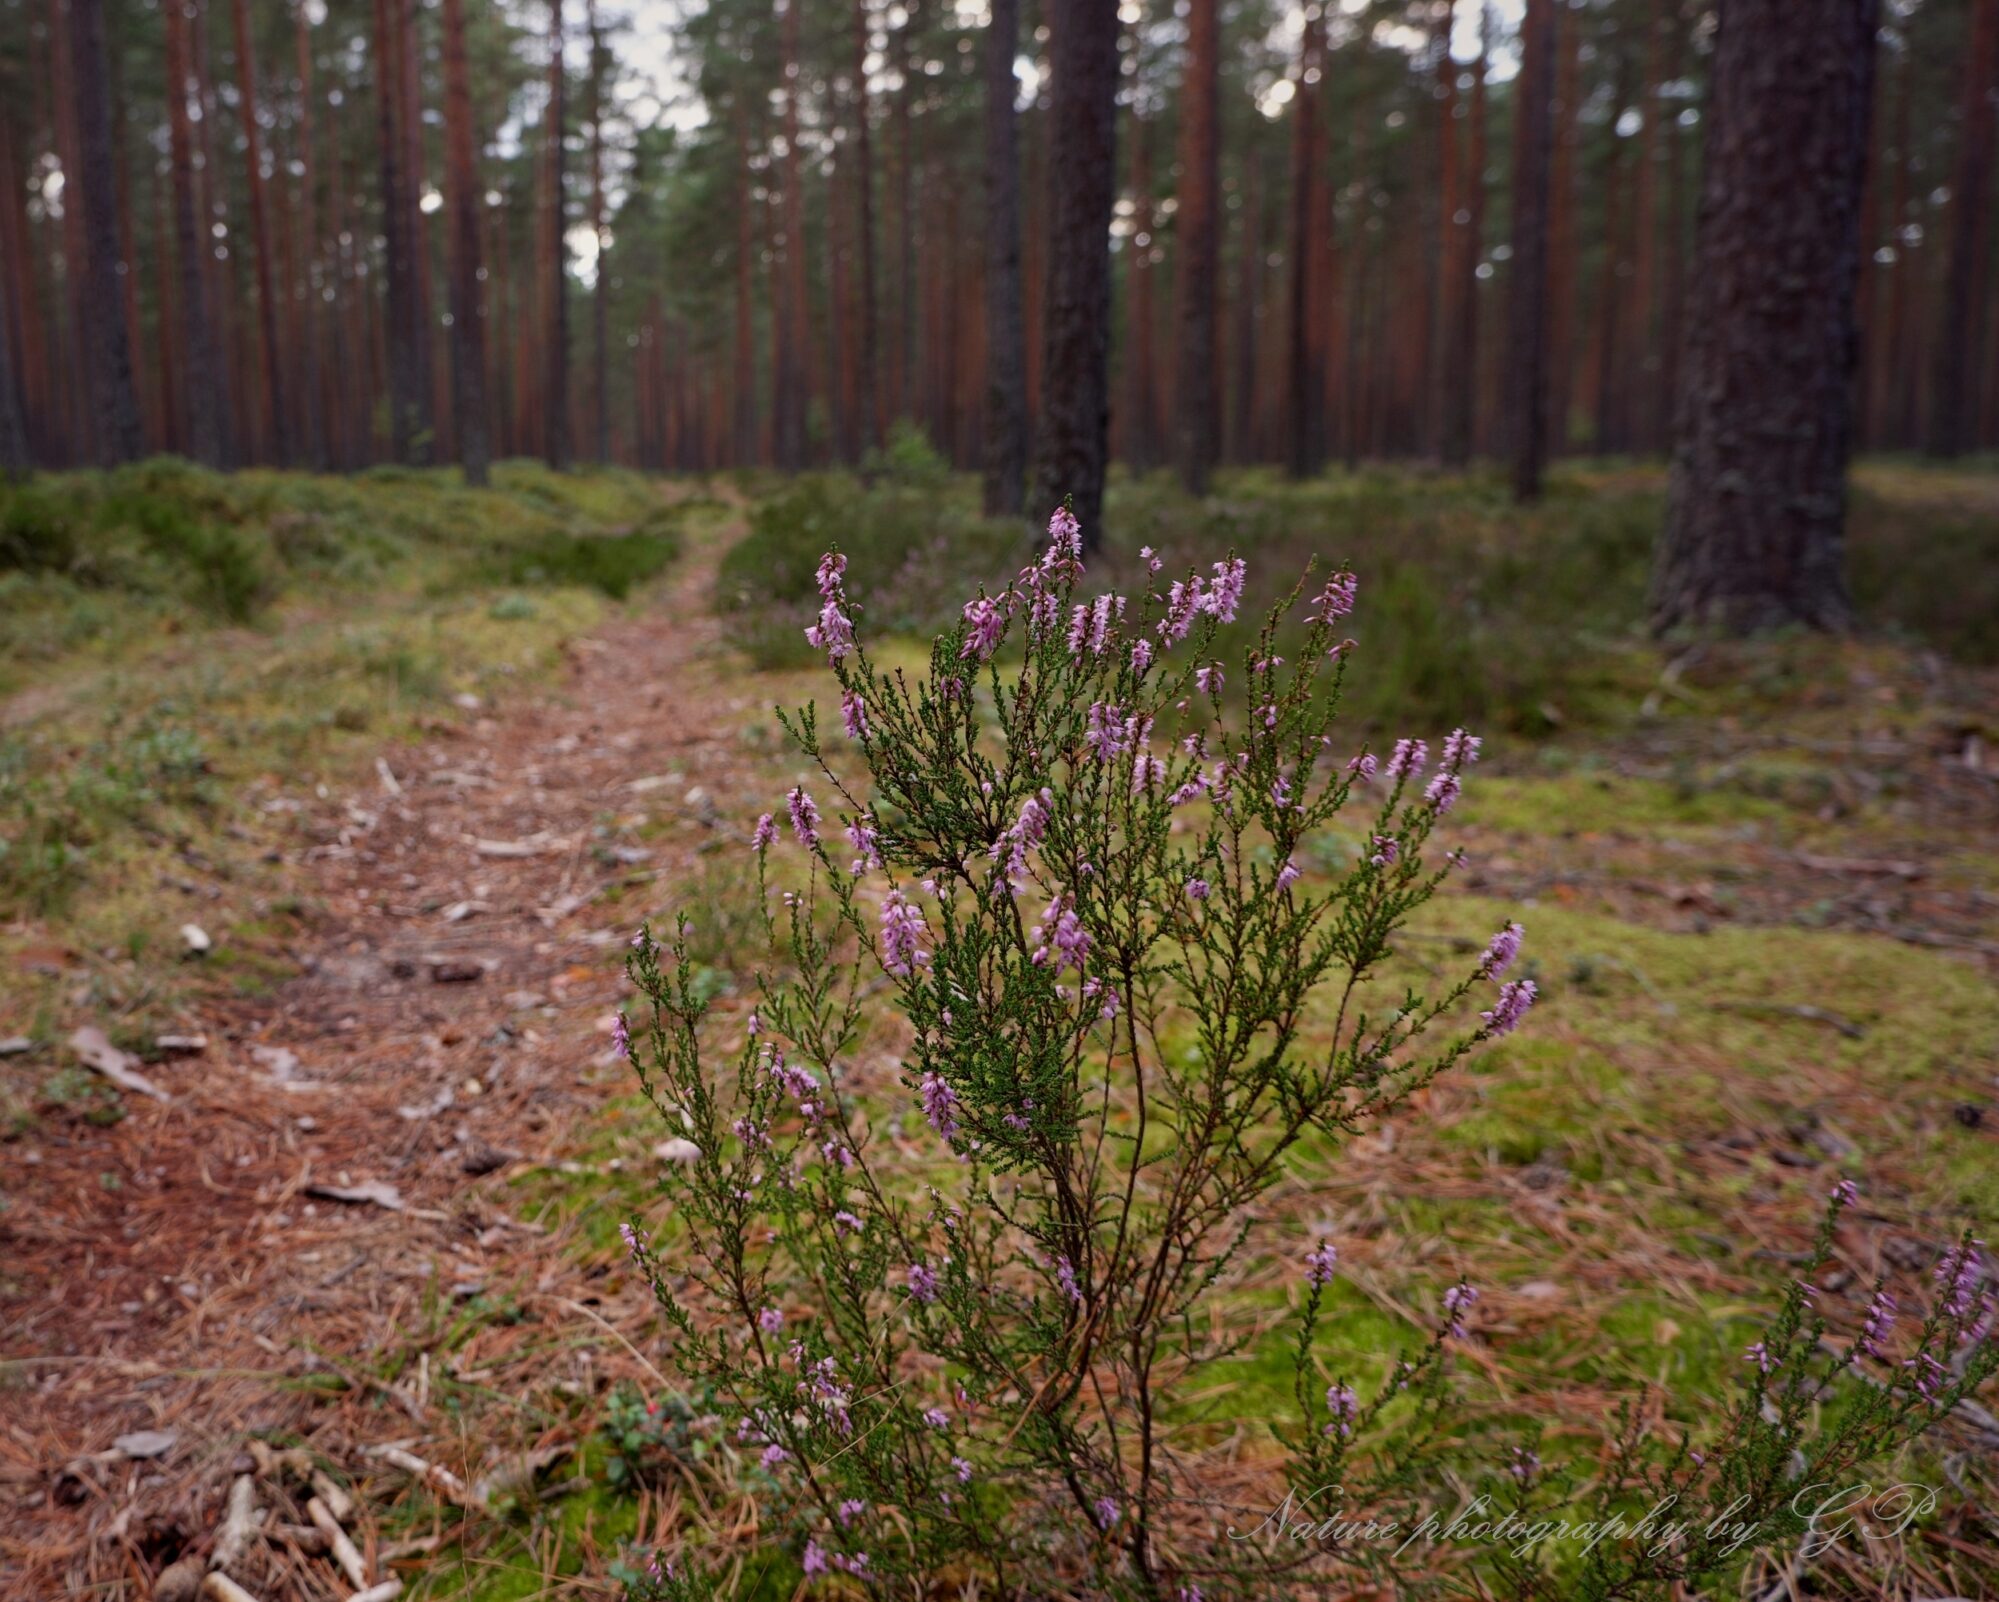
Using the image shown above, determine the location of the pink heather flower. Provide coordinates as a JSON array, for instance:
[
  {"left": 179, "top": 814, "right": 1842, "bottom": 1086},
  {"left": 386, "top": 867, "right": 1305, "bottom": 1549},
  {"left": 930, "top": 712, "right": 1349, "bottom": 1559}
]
[
  {"left": 1744, "top": 1341, "right": 1776, "bottom": 1376},
  {"left": 1066, "top": 601, "right": 1092, "bottom": 657},
  {"left": 1369, "top": 834, "right": 1400, "bottom": 868},
  {"left": 835, "top": 1553, "right": 870, "bottom": 1576},
  {"left": 1306, "top": 1240, "right": 1339, "bottom": 1286},
  {"left": 1833, "top": 1178, "right": 1860, "bottom": 1208},
  {"left": 880, "top": 888, "right": 931, "bottom": 978},
  {"left": 846, "top": 817, "right": 883, "bottom": 875},
  {"left": 1347, "top": 752, "right": 1378, "bottom": 783},
  {"left": 1084, "top": 700, "right": 1127, "bottom": 762},
  {"left": 1480, "top": 922, "right": 1525, "bottom": 979},
  {"left": 816, "top": 551, "right": 848, "bottom": 599},
  {"left": 922, "top": 1407, "right": 950, "bottom": 1429},
  {"left": 1095, "top": 1496, "right": 1121, "bottom": 1531},
  {"left": 1056, "top": 1255, "right": 1084, "bottom": 1305},
  {"left": 611, "top": 1012, "right": 630, "bottom": 1058},
  {"left": 619, "top": 1221, "right": 645, "bottom": 1261},
  {"left": 1195, "top": 663, "right": 1224, "bottom": 695},
  {"left": 907, "top": 1262, "right": 940, "bottom": 1304},
  {"left": 751, "top": 812, "right": 777, "bottom": 852},
  {"left": 952, "top": 1456, "right": 973, "bottom": 1483},
  {"left": 841, "top": 688, "right": 869, "bottom": 739},
  {"left": 838, "top": 1498, "right": 867, "bottom": 1526},
  {"left": 1131, "top": 637, "right": 1154, "bottom": 673},
  {"left": 1386, "top": 738, "right": 1428, "bottom": 781},
  {"left": 805, "top": 593, "right": 856, "bottom": 663},
  {"left": 1132, "top": 752, "right": 1166, "bottom": 792},
  {"left": 1481, "top": 979, "right": 1537, "bottom": 1038},
  {"left": 833, "top": 1210, "right": 864, "bottom": 1234},
  {"left": 1853, "top": 1288, "right": 1897, "bottom": 1364},
  {"left": 761, "top": 1443, "right": 789, "bottom": 1469},
  {"left": 1324, "top": 1382, "right": 1358, "bottom": 1437},
  {"left": 1441, "top": 727, "right": 1482, "bottom": 769},
  {"left": 1936, "top": 1240, "right": 1985, "bottom": 1320},
  {"left": 991, "top": 789, "right": 1051, "bottom": 878},
  {"left": 920, "top": 1071, "right": 959, "bottom": 1140},
  {"left": 1509, "top": 1446, "right": 1541, "bottom": 1483},
  {"left": 758, "top": 1305, "right": 784, "bottom": 1333},
  {"left": 1313, "top": 571, "right": 1358, "bottom": 623},
  {"left": 630, "top": 927, "right": 648, "bottom": 950},
  {"left": 1185, "top": 877, "right": 1210, "bottom": 901},
  {"left": 802, "top": 1540, "right": 827, "bottom": 1576},
  {"left": 1160, "top": 576, "right": 1205, "bottom": 642},
  {"left": 1047, "top": 505, "right": 1083, "bottom": 562},
  {"left": 1907, "top": 1351, "right": 1948, "bottom": 1403},
  {"left": 1424, "top": 771, "right": 1462, "bottom": 813},
  {"left": 1203, "top": 557, "right": 1247, "bottom": 622},
  {"left": 1442, "top": 1281, "right": 1479, "bottom": 1339},
  {"left": 787, "top": 787, "right": 820, "bottom": 848},
  {"left": 961, "top": 596, "right": 1006, "bottom": 661},
  {"left": 1276, "top": 856, "right": 1302, "bottom": 893},
  {"left": 1031, "top": 893, "right": 1091, "bottom": 975}
]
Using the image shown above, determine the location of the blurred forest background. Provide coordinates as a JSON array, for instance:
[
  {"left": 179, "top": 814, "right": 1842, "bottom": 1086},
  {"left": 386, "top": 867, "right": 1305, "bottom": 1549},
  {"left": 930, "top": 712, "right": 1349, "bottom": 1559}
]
[{"left": 2, "top": 0, "right": 1997, "bottom": 496}]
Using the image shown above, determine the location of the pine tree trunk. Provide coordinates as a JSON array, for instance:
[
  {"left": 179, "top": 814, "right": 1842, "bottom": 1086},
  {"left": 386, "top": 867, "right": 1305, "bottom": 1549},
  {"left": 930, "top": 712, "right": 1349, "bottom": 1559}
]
[
  {"left": 732, "top": 111, "right": 756, "bottom": 464},
  {"left": 1284, "top": 10, "right": 1324, "bottom": 480},
  {"left": 774, "top": 0, "right": 809, "bottom": 469},
  {"left": 588, "top": 0, "right": 609, "bottom": 463},
  {"left": 1546, "top": 0, "right": 1580, "bottom": 456},
  {"left": 851, "top": 0, "right": 880, "bottom": 454},
  {"left": 1925, "top": 0, "right": 1999, "bottom": 458},
  {"left": 0, "top": 279, "right": 27, "bottom": 477},
  {"left": 1175, "top": 0, "right": 1219, "bottom": 494},
  {"left": 164, "top": 0, "right": 229, "bottom": 467},
  {"left": 981, "top": 0, "right": 1027, "bottom": 514},
  {"left": 293, "top": 0, "right": 324, "bottom": 467},
  {"left": 1507, "top": 0, "right": 1556, "bottom": 501},
  {"left": 67, "top": 0, "right": 143, "bottom": 463},
  {"left": 441, "top": 0, "right": 489, "bottom": 485},
  {"left": 374, "top": 0, "right": 420, "bottom": 463},
  {"left": 1031, "top": 0, "right": 1119, "bottom": 543},
  {"left": 544, "top": 0, "right": 570, "bottom": 469},
  {"left": 1124, "top": 113, "right": 1156, "bottom": 472},
  {"left": 1442, "top": 7, "right": 1487, "bottom": 467},
  {"left": 1652, "top": 0, "right": 1878, "bottom": 634},
  {"left": 230, "top": 0, "right": 288, "bottom": 463}
]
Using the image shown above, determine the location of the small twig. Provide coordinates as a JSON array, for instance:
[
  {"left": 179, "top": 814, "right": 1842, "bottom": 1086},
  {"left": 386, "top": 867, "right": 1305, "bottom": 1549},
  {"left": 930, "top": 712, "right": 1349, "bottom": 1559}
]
[
  {"left": 210, "top": 1474, "right": 259, "bottom": 1574},
  {"left": 307, "top": 1496, "right": 369, "bottom": 1590}
]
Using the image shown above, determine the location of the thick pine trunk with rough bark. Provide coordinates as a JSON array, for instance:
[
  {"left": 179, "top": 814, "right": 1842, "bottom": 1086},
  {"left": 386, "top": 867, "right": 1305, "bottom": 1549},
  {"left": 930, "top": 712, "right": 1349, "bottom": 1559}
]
[
  {"left": 1507, "top": 0, "right": 1556, "bottom": 500},
  {"left": 374, "top": 0, "right": 422, "bottom": 463},
  {"left": 0, "top": 287, "right": 26, "bottom": 477},
  {"left": 544, "top": 0, "right": 570, "bottom": 470},
  {"left": 1652, "top": 0, "right": 1878, "bottom": 634},
  {"left": 230, "top": 0, "right": 288, "bottom": 463},
  {"left": 68, "top": 0, "right": 143, "bottom": 464},
  {"left": 165, "top": 0, "right": 229, "bottom": 467},
  {"left": 1284, "top": 10, "right": 1325, "bottom": 480},
  {"left": 851, "top": 0, "right": 880, "bottom": 455},
  {"left": 981, "top": 0, "right": 1027, "bottom": 515},
  {"left": 588, "top": 0, "right": 608, "bottom": 463},
  {"left": 441, "top": 0, "right": 489, "bottom": 485},
  {"left": 1031, "top": 0, "right": 1119, "bottom": 544},
  {"left": 1175, "top": 0, "right": 1218, "bottom": 494},
  {"left": 1926, "top": 0, "right": 1999, "bottom": 459}
]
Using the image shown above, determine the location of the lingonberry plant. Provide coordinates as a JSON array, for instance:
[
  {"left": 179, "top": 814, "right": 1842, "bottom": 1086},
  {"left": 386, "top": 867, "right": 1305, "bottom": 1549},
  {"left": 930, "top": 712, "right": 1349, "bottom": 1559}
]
[{"left": 615, "top": 509, "right": 1997, "bottom": 1600}]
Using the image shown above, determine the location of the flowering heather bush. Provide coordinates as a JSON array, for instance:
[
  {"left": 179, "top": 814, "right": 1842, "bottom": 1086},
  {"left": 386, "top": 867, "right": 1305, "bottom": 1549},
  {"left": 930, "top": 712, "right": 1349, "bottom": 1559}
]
[{"left": 617, "top": 508, "right": 1997, "bottom": 1600}]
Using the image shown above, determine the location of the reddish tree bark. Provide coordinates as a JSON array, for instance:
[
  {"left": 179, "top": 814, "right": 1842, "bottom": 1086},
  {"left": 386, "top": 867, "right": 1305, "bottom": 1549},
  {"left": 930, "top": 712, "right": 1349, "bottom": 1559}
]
[
  {"left": 544, "top": 0, "right": 570, "bottom": 468},
  {"left": 1507, "top": 0, "right": 1557, "bottom": 500},
  {"left": 982, "top": 0, "right": 1027, "bottom": 512},
  {"left": 230, "top": 0, "right": 288, "bottom": 462},
  {"left": 1285, "top": 9, "right": 1325, "bottom": 479},
  {"left": 1175, "top": 0, "right": 1219, "bottom": 493},
  {"left": 164, "top": 0, "right": 230, "bottom": 466},
  {"left": 1031, "top": 0, "right": 1120, "bottom": 541},
  {"left": 1653, "top": 0, "right": 1878, "bottom": 633},
  {"left": 441, "top": 0, "right": 490, "bottom": 484},
  {"left": 1926, "top": 0, "right": 1999, "bottom": 457}
]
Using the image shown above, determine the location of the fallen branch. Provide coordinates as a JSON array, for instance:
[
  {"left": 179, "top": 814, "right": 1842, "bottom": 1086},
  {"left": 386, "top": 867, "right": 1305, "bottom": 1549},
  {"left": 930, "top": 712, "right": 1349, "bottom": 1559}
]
[
  {"left": 306, "top": 1497, "right": 369, "bottom": 1590},
  {"left": 210, "top": 1474, "right": 259, "bottom": 1573},
  {"left": 366, "top": 1444, "right": 488, "bottom": 1512},
  {"left": 200, "top": 1576, "right": 262, "bottom": 1602},
  {"left": 347, "top": 1584, "right": 404, "bottom": 1602}
]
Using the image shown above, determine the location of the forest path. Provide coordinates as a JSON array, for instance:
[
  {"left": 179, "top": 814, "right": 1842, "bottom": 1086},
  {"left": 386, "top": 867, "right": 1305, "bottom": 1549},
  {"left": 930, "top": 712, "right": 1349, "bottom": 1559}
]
[{"left": 3, "top": 497, "right": 775, "bottom": 1598}]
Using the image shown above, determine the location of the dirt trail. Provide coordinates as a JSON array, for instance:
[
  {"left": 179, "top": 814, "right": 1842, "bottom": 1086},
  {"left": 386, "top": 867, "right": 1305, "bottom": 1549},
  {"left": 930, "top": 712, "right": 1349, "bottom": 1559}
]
[{"left": 2, "top": 512, "right": 768, "bottom": 1597}]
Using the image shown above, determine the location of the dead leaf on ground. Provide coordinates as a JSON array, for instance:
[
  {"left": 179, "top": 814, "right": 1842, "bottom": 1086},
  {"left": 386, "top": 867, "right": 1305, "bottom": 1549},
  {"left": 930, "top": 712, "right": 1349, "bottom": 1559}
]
[
  {"left": 112, "top": 1428, "right": 179, "bottom": 1459},
  {"left": 69, "top": 1026, "right": 172, "bottom": 1102}
]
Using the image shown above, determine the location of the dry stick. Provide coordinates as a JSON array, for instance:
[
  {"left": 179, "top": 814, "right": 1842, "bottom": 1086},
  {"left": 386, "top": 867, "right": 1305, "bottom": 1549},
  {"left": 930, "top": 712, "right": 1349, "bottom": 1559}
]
[
  {"left": 367, "top": 1443, "right": 489, "bottom": 1511},
  {"left": 346, "top": 1584, "right": 404, "bottom": 1602},
  {"left": 310, "top": 1469, "right": 356, "bottom": 1525},
  {"left": 210, "top": 1474, "right": 259, "bottom": 1574},
  {"left": 306, "top": 1496, "right": 369, "bottom": 1589},
  {"left": 200, "top": 1576, "right": 263, "bottom": 1602}
]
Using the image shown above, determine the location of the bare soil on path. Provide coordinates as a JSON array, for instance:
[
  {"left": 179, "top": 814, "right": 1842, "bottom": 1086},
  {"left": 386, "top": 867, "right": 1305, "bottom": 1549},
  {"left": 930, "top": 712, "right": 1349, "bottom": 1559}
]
[{"left": 2, "top": 516, "right": 767, "bottom": 1599}]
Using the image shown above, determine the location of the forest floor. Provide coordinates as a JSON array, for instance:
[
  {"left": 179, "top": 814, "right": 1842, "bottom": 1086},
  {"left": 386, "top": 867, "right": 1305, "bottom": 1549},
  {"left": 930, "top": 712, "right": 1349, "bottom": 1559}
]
[{"left": 3, "top": 466, "right": 1999, "bottom": 1601}]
